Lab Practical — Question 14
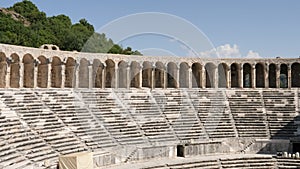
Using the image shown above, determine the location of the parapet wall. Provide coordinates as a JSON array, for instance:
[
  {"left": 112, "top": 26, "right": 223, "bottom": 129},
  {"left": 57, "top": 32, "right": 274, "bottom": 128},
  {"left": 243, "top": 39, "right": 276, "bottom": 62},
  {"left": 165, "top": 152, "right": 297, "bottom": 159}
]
[{"left": 0, "top": 43, "right": 300, "bottom": 89}]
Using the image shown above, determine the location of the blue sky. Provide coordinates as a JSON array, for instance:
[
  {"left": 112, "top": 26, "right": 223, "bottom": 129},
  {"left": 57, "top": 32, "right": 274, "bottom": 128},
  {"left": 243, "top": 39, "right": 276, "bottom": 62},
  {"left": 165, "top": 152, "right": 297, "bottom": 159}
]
[{"left": 1, "top": 0, "right": 300, "bottom": 58}]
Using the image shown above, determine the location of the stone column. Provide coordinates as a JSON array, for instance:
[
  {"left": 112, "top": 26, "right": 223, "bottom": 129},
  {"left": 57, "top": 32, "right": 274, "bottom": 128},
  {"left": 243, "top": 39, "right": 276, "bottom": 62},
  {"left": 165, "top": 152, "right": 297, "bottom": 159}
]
[
  {"left": 19, "top": 63, "right": 24, "bottom": 88},
  {"left": 265, "top": 64, "right": 269, "bottom": 88},
  {"left": 176, "top": 66, "right": 179, "bottom": 88},
  {"left": 114, "top": 64, "right": 118, "bottom": 89},
  {"left": 75, "top": 64, "right": 79, "bottom": 88},
  {"left": 252, "top": 64, "right": 256, "bottom": 88},
  {"left": 276, "top": 64, "right": 280, "bottom": 88},
  {"left": 61, "top": 64, "right": 65, "bottom": 88},
  {"left": 202, "top": 66, "right": 206, "bottom": 88},
  {"left": 88, "top": 65, "right": 93, "bottom": 88},
  {"left": 214, "top": 67, "right": 218, "bottom": 88},
  {"left": 102, "top": 65, "right": 106, "bottom": 89},
  {"left": 47, "top": 63, "right": 51, "bottom": 88},
  {"left": 126, "top": 66, "right": 130, "bottom": 89},
  {"left": 188, "top": 67, "right": 192, "bottom": 88},
  {"left": 139, "top": 66, "right": 142, "bottom": 88},
  {"left": 151, "top": 64, "right": 155, "bottom": 89},
  {"left": 240, "top": 66, "right": 243, "bottom": 88},
  {"left": 288, "top": 64, "right": 292, "bottom": 88},
  {"left": 163, "top": 67, "right": 167, "bottom": 89},
  {"left": 6, "top": 64, "right": 10, "bottom": 88},
  {"left": 33, "top": 63, "right": 38, "bottom": 88},
  {"left": 227, "top": 68, "right": 231, "bottom": 88}
]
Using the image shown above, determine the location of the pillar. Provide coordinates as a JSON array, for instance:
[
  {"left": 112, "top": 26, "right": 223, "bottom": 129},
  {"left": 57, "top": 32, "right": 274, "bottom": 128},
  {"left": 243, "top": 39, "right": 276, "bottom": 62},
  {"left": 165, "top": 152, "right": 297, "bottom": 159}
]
[
  {"left": 61, "top": 64, "right": 65, "bottom": 88},
  {"left": 276, "top": 64, "right": 280, "bottom": 88},
  {"left": 288, "top": 64, "right": 292, "bottom": 88},
  {"left": 151, "top": 64, "right": 155, "bottom": 89},
  {"left": 75, "top": 64, "right": 79, "bottom": 88},
  {"left": 240, "top": 65, "right": 243, "bottom": 88},
  {"left": 126, "top": 66, "right": 130, "bottom": 89},
  {"left": 163, "top": 67, "right": 167, "bottom": 89},
  {"left": 19, "top": 63, "right": 24, "bottom": 88},
  {"left": 227, "top": 68, "right": 231, "bottom": 88},
  {"left": 214, "top": 66, "right": 218, "bottom": 88},
  {"left": 47, "top": 63, "right": 51, "bottom": 88},
  {"left": 252, "top": 64, "right": 256, "bottom": 88},
  {"left": 88, "top": 65, "right": 93, "bottom": 88},
  {"left": 202, "top": 66, "right": 206, "bottom": 88},
  {"left": 139, "top": 66, "right": 142, "bottom": 88},
  {"left": 33, "top": 63, "right": 38, "bottom": 88},
  {"left": 114, "top": 64, "right": 118, "bottom": 88},
  {"left": 265, "top": 64, "right": 269, "bottom": 88},
  {"left": 188, "top": 67, "right": 192, "bottom": 88},
  {"left": 6, "top": 64, "right": 10, "bottom": 88},
  {"left": 176, "top": 66, "right": 179, "bottom": 88},
  {"left": 102, "top": 65, "right": 106, "bottom": 89}
]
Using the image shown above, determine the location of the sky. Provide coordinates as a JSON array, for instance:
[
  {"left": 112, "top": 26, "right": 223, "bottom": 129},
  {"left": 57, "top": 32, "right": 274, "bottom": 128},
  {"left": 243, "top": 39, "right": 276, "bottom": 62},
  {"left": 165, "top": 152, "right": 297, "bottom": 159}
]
[{"left": 1, "top": 0, "right": 300, "bottom": 58}]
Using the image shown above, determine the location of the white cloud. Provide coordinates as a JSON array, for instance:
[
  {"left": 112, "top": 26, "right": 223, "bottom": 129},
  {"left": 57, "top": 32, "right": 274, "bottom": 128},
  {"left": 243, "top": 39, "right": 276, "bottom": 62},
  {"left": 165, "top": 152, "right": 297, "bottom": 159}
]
[
  {"left": 245, "top": 50, "right": 261, "bottom": 58},
  {"left": 199, "top": 44, "right": 261, "bottom": 58},
  {"left": 216, "top": 44, "right": 241, "bottom": 57}
]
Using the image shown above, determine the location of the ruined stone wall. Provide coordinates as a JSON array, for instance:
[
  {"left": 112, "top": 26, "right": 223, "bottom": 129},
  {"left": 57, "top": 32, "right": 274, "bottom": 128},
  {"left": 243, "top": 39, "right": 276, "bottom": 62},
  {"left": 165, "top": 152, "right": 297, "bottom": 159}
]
[{"left": 0, "top": 43, "right": 300, "bottom": 89}]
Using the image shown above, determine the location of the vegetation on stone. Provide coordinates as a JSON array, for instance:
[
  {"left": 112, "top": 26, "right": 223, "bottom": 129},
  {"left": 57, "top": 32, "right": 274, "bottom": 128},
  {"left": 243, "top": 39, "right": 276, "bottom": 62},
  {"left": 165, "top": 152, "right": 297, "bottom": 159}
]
[{"left": 0, "top": 0, "right": 142, "bottom": 55}]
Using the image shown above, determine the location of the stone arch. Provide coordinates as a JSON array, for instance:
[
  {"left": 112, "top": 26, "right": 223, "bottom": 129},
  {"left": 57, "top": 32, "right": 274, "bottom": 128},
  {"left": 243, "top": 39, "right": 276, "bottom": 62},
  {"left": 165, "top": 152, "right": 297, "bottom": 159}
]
[
  {"left": 280, "top": 64, "right": 288, "bottom": 88},
  {"left": 243, "top": 63, "right": 252, "bottom": 88},
  {"left": 155, "top": 62, "right": 165, "bottom": 88},
  {"left": 118, "top": 61, "right": 127, "bottom": 88},
  {"left": 93, "top": 59, "right": 104, "bottom": 88},
  {"left": 0, "top": 52, "right": 7, "bottom": 88},
  {"left": 230, "top": 63, "right": 240, "bottom": 88},
  {"left": 23, "top": 54, "right": 34, "bottom": 88},
  {"left": 269, "top": 64, "right": 276, "bottom": 88},
  {"left": 291, "top": 62, "right": 300, "bottom": 87},
  {"left": 255, "top": 63, "right": 265, "bottom": 88},
  {"left": 65, "top": 57, "right": 76, "bottom": 88},
  {"left": 192, "top": 63, "right": 202, "bottom": 88},
  {"left": 79, "top": 58, "right": 89, "bottom": 88},
  {"left": 142, "top": 61, "right": 152, "bottom": 88},
  {"left": 130, "top": 61, "right": 140, "bottom": 88},
  {"left": 218, "top": 63, "right": 228, "bottom": 88},
  {"left": 37, "top": 56, "right": 48, "bottom": 88},
  {"left": 179, "top": 62, "right": 189, "bottom": 88},
  {"left": 105, "top": 59, "right": 115, "bottom": 88},
  {"left": 51, "top": 56, "right": 62, "bottom": 88},
  {"left": 10, "top": 53, "right": 20, "bottom": 88},
  {"left": 167, "top": 62, "right": 178, "bottom": 88},
  {"left": 205, "top": 62, "right": 216, "bottom": 88}
]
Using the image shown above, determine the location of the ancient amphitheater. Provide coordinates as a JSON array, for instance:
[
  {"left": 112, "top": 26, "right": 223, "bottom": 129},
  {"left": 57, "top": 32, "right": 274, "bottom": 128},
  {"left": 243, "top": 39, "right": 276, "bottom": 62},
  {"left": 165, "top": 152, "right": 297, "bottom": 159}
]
[{"left": 0, "top": 43, "right": 300, "bottom": 169}]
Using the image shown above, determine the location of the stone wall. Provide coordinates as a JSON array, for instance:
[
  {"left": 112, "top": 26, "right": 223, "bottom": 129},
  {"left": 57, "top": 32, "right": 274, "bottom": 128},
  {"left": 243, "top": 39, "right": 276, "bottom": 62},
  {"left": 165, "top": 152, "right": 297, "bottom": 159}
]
[{"left": 0, "top": 43, "right": 300, "bottom": 89}]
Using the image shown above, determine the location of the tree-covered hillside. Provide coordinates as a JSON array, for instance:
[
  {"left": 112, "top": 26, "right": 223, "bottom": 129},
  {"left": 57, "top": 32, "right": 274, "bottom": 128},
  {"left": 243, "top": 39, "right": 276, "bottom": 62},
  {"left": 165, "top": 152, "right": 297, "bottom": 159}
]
[{"left": 0, "top": 0, "right": 142, "bottom": 55}]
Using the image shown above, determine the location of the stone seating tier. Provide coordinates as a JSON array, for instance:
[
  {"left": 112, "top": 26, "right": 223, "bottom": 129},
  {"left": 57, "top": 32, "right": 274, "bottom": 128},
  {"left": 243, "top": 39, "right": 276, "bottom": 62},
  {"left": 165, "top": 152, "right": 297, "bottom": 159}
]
[
  {"left": 277, "top": 158, "right": 300, "bottom": 169},
  {"left": 0, "top": 88, "right": 298, "bottom": 168}
]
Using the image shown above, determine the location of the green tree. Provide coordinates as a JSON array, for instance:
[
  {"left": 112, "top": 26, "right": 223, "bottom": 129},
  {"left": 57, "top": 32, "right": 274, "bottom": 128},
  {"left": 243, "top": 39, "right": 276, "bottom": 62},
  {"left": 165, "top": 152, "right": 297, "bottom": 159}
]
[
  {"left": 108, "top": 44, "right": 123, "bottom": 54},
  {"left": 0, "top": 0, "right": 142, "bottom": 55},
  {"left": 64, "top": 20, "right": 94, "bottom": 51},
  {"left": 46, "top": 15, "right": 72, "bottom": 49},
  {"left": 82, "top": 33, "right": 114, "bottom": 53},
  {"left": 9, "top": 0, "right": 46, "bottom": 23},
  {"left": 79, "top": 19, "right": 94, "bottom": 32}
]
